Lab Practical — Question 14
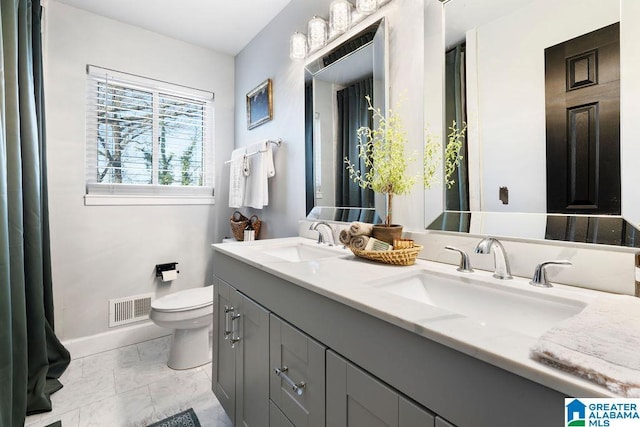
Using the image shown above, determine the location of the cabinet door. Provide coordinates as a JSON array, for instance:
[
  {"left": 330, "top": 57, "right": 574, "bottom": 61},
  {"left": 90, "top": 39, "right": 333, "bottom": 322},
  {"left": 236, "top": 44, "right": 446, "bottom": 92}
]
[
  {"left": 235, "top": 291, "right": 270, "bottom": 426},
  {"left": 212, "top": 278, "right": 237, "bottom": 424},
  {"left": 270, "top": 400, "right": 295, "bottom": 427},
  {"left": 327, "top": 350, "right": 398, "bottom": 427},
  {"left": 326, "top": 350, "right": 435, "bottom": 427},
  {"left": 400, "top": 397, "right": 435, "bottom": 426},
  {"left": 435, "top": 416, "right": 456, "bottom": 427},
  {"left": 270, "top": 314, "right": 326, "bottom": 427}
]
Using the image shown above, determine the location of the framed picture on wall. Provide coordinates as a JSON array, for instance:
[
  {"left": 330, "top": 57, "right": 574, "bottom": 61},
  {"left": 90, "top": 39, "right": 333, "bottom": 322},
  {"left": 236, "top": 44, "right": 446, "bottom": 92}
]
[{"left": 246, "top": 78, "right": 273, "bottom": 129}]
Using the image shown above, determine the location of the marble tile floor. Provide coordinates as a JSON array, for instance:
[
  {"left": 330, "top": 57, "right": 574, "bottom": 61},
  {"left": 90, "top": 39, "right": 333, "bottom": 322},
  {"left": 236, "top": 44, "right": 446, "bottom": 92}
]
[{"left": 24, "top": 335, "right": 232, "bottom": 427}]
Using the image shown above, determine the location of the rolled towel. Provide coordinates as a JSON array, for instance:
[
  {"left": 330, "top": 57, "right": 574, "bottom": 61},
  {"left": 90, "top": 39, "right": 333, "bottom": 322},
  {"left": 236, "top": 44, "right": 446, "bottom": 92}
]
[
  {"left": 350, "top": 221, "right": 373, "bottom": 236},
  {"left": 339, "top": 229, "right": 351, "bottom": 246},
  {"left": 350, "top": 235, "right": 369, "bottom": 250}
]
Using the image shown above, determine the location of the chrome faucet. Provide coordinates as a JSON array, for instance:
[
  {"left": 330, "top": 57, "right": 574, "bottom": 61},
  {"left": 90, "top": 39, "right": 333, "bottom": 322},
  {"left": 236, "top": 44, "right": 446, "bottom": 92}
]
[
  {"left": 475, "top": 237, "right": 512, "bottom": 279},
  {"left": 530, "top": 260, "right": 572, "bottom": 288},
  {"left": 309, "top": 222, "right": 336, "bottom": 246},
  {"left": 444, "top": 246, "right": 474, "bottom": 273}
]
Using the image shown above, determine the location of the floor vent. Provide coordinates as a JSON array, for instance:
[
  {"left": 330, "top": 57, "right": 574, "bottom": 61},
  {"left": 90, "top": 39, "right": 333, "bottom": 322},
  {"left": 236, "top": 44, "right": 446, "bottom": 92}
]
[{"left": 109, "top": 293, "right": 153, "bottom": 327}]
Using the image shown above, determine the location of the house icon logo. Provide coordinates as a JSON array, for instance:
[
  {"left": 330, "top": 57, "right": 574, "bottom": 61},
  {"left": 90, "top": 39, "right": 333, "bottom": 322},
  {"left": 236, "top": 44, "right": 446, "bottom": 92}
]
[{"left": 566, "top": 399, "right": 587, "bottom": 426}]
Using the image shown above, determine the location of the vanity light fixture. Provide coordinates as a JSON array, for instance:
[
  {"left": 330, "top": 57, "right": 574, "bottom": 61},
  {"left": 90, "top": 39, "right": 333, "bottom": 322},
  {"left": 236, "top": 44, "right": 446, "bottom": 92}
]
[
  {"left": 329, "top": 0, "right": 352, "bottom": 36},
  {"left": 308, "top": 16, "right": 328, "bottom": 52},
  {"left": 290, "top": 0, "right": 391, "bottom": 61},
  {"left": 290, "top": 32, "right": 308, "bottom": 60},
  {"left": 356, "top": 0, "right": 377, "bottom": 15}
]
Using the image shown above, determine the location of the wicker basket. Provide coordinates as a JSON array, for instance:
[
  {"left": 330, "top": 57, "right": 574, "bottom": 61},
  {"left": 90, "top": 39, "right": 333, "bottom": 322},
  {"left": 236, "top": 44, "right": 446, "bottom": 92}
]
[
  {"left": 350, "top": 244, "right": 423, "bottom": 266},
  {"left": 229, "top": 212, "right": 262, "bottom": 241}
]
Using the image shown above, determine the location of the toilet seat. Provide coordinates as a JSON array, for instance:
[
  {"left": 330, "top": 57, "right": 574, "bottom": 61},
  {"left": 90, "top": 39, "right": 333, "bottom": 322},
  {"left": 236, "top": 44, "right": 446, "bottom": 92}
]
[{"left": 151, "top": 286, "right": 213, "bottom": 312}]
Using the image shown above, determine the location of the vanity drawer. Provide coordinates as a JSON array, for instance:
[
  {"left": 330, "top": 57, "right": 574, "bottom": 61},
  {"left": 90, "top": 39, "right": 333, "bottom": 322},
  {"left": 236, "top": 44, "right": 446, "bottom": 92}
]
[{"left": 270, "top": 314, "right": 326, "bottom": 427}]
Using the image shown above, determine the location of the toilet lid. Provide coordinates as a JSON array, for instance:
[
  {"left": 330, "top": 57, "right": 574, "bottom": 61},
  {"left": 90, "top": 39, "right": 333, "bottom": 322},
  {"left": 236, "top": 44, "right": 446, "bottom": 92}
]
[{"left": 151, "top": 286, "right": 213, "bottom": 312}]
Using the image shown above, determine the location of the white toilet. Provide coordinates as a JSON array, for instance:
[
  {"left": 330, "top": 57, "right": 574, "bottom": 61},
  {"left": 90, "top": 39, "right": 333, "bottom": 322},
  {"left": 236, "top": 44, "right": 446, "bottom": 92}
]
[{"left": 149, "top": 286, "right": 213, "bottom": 370}]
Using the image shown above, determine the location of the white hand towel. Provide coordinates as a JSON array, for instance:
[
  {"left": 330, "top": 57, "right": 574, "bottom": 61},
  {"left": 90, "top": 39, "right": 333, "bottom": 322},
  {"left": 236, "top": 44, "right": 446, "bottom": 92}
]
[
  {"left": 530, "top": 294, "right": 640, "bottom": 397},
  {"left": 349, "top": 221, "right": 374, "bottom": 236},
  {"left": 244, "top": 140, "right": 275, "bottom": 209},
  {"left": 228, "top": 147, "right": 247, "bottom": 208}
]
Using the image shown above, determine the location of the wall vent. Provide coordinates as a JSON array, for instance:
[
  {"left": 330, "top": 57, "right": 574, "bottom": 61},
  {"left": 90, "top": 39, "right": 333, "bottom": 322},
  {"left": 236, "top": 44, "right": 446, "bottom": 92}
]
[{"left": 108, "top": 293, "right": 153, "bottom": 327}]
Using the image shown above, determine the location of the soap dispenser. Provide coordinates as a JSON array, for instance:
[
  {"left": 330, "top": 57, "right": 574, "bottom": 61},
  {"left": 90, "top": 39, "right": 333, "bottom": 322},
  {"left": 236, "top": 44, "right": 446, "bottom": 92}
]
[{"left": 244, "top": 221, "right": 255, "bottom": 241}]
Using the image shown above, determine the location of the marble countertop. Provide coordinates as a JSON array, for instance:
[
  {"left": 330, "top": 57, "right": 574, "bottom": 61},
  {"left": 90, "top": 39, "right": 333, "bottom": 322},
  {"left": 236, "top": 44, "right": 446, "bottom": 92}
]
[{"left": 212, "top": 236, "right": 616, "bottom": 398}]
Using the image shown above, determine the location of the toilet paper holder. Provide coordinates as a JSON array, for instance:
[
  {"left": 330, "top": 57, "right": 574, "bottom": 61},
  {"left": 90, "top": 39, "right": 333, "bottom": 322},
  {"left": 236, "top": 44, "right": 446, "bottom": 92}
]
[{"left": 155, "top": 262, "right": 179, "bottom": 278}]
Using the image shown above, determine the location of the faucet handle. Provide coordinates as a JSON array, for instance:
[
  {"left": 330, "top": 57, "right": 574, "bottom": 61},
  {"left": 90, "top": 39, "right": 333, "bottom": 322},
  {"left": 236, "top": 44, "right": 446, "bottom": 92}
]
[
  {"left": 444, "top": 246, "right": 474, "bottom": 273},
  {"left": 529, "top": 260, "right": 572, "bottom": 288}
]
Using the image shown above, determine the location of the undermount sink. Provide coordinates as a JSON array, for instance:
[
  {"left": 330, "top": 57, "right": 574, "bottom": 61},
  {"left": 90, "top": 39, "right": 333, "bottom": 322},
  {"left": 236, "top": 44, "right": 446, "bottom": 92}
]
[
  {"left": 251, "top": 240, "right": 349, "bottom": 262},
  {"left": 375, "top": 270, "right": 587, "bottom": 337}
]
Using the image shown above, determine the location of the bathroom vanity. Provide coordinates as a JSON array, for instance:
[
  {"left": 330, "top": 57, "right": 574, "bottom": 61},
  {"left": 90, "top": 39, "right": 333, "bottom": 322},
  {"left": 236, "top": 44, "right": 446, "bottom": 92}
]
[{"left": 211, "top": 237, "right": 613, "bottom": 427}]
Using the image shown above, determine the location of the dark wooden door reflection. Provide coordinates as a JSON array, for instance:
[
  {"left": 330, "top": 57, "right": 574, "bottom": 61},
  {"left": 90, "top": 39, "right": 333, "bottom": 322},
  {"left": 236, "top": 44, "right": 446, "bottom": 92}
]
[{"left": 545, "top": 22, "right": 620, "bottom": 214}]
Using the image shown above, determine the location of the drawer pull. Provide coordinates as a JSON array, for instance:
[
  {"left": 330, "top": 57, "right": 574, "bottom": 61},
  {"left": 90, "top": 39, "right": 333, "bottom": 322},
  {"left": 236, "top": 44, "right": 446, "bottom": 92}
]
[
  {"left": 223, "top": 305, "right": 235, "bottom": 339},
  {"left": 230, "top": 313, "right": 241, "bottom": 348},
  {"left": 274, "top": 366, "right": 306, "bottom": 396}
]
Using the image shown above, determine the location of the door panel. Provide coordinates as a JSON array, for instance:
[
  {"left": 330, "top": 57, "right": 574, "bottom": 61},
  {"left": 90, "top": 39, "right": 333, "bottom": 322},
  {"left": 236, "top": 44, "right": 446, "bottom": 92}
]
[
  {"left": 235, "top": 291, "right": 270, "bottom": 427},
  {"left": 212, "top": 279, "right": 236, "bottom": 424},
  {"left": 545, "top": 22, "right": 620, "bottom": 214},
  {"left": 270, "top": 400, "right": 295, "bottom": 427},
  {"left": 326, "top": 350, "right": 399, "bottom": 427},
  {"left": 399, "top": 397, "right": 436, "bottom": 426}
]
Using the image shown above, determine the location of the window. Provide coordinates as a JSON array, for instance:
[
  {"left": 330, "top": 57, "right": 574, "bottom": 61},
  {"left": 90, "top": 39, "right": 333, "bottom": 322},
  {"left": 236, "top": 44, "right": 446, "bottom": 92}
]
[{"left": 85, "top": 65, "right": 214, "bottom": 205}]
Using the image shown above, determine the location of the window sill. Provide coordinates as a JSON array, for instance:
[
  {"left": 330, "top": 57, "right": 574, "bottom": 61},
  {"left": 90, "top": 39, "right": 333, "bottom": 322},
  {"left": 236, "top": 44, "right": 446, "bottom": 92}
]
[{"left": 84, "top": 194, "right": 216, "bottom": 206}]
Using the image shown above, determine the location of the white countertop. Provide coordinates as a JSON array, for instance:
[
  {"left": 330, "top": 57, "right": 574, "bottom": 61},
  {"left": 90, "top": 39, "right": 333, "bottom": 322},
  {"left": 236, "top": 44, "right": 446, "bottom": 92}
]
[{"left": 213, "top": 236, "right": 616, "bottom": 398}]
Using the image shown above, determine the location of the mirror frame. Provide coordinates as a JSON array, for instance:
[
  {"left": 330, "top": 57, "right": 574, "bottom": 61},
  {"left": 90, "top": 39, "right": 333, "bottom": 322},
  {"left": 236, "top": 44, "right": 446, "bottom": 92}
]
[{"left": 304, "top": 14, "right": 389, "bottom": 222}]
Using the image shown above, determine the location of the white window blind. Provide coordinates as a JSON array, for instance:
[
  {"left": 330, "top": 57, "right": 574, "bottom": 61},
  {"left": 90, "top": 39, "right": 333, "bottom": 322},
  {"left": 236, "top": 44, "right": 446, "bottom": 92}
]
[{"left": 85, "top": 65, "right": 215, "bottom": 204}]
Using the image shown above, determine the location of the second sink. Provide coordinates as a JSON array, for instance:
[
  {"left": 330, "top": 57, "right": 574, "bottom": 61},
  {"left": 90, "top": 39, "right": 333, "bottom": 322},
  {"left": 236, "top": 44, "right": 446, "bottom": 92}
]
[{"left": 374, "top": 270, "right": 587, "bottom": 338}]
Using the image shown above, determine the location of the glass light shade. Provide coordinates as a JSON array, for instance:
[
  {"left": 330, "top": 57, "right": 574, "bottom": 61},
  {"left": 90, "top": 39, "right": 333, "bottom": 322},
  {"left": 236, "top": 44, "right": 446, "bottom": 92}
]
[
  {"left": 356, "top": 0, "right": 377, "bottom": 15},
  {"left": 289, "top": 32, "right": 308, "bottom": 60},
  {"left": 307, "top": 16, "right": 328, "bottom": 52},
  {"left": 330, "top": 0, "right": 352, "bottom": 35}
]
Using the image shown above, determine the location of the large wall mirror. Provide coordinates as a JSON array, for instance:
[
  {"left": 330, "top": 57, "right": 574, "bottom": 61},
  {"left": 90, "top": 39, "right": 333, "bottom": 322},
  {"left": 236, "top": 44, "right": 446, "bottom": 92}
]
[
  {"left": 304, "top": 18, "right": 387, "bottom": 224},
  {"left": 428, "top": 0, "right": 640, "bottom": 247}
]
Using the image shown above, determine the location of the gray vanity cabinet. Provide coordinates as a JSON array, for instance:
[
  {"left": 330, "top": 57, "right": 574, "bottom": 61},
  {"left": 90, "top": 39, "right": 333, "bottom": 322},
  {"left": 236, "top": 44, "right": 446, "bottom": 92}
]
[
  {"left": 270, "top": 314, "right": 326, "bottom": 427},
  {"left": 326, "top": 350, "right": 437, "bottom": 427},
  {"left": 270, "top": 401, "right": 295, "bottom": 427},
  {"left": 212, "top": 278, "right": 270, "bottom": 426},
  {"left": 435, "top": 417, "right": 456, "bottom": 427}
]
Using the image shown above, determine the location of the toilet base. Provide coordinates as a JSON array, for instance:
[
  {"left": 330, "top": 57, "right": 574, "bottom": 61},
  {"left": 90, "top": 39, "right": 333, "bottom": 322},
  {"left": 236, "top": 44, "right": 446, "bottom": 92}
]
[{"left": 167, "top": 325, "right": 211, "bottom": 370}]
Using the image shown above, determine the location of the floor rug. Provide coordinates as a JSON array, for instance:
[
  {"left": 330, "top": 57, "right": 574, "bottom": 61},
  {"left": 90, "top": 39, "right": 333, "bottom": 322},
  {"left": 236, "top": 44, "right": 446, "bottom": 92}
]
[{"left": 147, "top": 408, "right": 201, "bottom": 427}]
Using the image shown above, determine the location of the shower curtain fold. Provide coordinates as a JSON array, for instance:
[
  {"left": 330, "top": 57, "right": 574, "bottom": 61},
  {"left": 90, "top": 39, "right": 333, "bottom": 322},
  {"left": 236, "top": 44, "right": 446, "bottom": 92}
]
[
  {"left": 445, "top": 44, "right": 469, "bottom": 211},
  {"left": 0, "top": 0, "right": 70, "bottom": 425},
  {"left": 336, "top": 76, "right": 375, "bottom": 208}
]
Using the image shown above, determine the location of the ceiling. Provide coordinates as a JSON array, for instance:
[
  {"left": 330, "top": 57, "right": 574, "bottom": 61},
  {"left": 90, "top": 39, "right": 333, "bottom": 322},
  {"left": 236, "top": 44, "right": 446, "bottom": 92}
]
[{"left": 54, "top": 0, "right": 293, "bottom": 56}]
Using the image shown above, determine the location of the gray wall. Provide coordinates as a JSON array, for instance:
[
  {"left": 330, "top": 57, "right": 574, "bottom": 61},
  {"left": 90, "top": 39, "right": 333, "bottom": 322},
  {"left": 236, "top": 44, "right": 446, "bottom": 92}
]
[
  {"left": 44, "top": 0, "right": 434, "bottom": 349},
  {"left": 234, "top": 0, "right": 429, "bottom": 238},
  {"left": 45, "top": 1, "right": 235, "bottom": 343}
]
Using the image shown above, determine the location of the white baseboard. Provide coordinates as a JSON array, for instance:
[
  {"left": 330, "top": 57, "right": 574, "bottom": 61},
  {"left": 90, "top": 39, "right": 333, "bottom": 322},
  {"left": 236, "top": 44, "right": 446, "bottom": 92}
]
[{"left": 62, "top": 321, "right": 171, "bottom": 359}]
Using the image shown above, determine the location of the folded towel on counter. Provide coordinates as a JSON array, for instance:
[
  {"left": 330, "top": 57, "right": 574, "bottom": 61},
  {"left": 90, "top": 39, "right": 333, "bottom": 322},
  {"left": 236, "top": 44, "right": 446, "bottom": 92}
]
[
  {"left": 349, "top": 221, "right": 373, "bottom": 236},
  {"left": 530, "top": 294, "right": 640, "bottom": 397},
  {"left": 228, "top": 147, "right": 247, "bottom": 208},
  {"left": 350, "top": 235, "right": 370, "bottom": 250},
  {"left": 244, "top": 140, "right": 275, "bottom": 209},
  {"left": 339, "top": 229, "right": 351, "bottom": 246}
]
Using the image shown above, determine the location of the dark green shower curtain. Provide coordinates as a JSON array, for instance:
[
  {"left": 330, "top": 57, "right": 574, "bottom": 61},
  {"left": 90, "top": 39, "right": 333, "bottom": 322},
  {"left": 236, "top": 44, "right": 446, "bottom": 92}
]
[
  {"left": 336, "top": 77, "right": 375, "bottom": 208},
  {"left": 445, "top": 44, "right": 469, "bottom": 211},
  {"left": 0, "top": 0, "right": 70, "bottom": 425}
]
